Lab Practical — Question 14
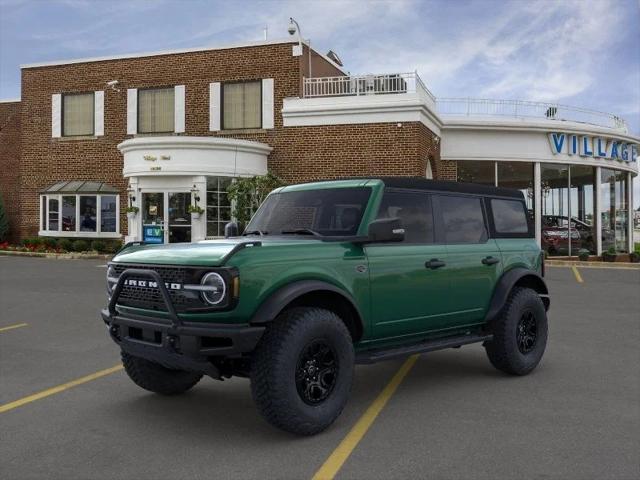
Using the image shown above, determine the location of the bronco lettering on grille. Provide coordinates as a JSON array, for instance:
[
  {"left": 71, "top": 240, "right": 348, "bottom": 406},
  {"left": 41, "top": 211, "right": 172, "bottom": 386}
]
[{"left": 124, "top": 279, "right": 182, "bottom": 290}]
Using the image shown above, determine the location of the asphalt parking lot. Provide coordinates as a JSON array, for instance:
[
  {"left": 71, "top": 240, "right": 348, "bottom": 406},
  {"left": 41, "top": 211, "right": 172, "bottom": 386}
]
[{"left": 1, "top": 256, "right": 638, "bottom": 480}]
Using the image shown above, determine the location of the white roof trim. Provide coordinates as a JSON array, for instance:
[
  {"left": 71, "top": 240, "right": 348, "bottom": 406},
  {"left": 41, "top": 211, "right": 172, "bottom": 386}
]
[
  {"left": 20, "top": 38, "right": 333, "bottom": 69},
  {"left": 0, "top": 98, "right": 20, "bottom": 103}
]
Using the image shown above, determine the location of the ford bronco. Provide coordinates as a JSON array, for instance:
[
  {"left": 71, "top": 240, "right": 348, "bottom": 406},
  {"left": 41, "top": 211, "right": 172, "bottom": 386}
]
[{"left": 103, "top": 177, "right": 550, "bottom": 435}]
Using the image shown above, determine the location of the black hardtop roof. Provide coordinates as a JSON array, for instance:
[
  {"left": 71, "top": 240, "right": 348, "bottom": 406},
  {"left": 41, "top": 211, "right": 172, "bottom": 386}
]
[{"left": 373, "top": 177, "right": 524, "bottom": 199}]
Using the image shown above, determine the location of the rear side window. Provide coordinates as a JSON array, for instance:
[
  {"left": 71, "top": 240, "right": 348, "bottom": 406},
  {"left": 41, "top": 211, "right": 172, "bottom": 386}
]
[
  {"left": 437, "top": 195, "right": 487, "bottom": 244},
  {"left": 376, "top": 191, "right": 434, "bottom": 243},
  {"left": 491, "top": 199, "right": 529, "bottom": 234}
]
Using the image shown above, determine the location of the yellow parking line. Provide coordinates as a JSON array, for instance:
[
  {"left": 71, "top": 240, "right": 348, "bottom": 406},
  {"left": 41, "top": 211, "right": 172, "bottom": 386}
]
[
  {"left": 571, "top": 265, "right": 584, "bottom": 283},
  {"left": 0, "top": 365, "right": 123, "bottom": 414},
  {"left": 312, "top": 354, "right": 419, "bottom": 480},
  {"left": 0, "top": 322, "right": 28, "bottom": 333}
]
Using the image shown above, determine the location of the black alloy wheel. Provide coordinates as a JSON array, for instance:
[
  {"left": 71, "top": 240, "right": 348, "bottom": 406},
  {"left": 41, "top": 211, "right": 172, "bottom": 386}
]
[
  {"left": 295, "top": 339, "right": 339, "bottom": 405},
  {"left": 516, "top": 311, "right": 538, "bottom": 354}
]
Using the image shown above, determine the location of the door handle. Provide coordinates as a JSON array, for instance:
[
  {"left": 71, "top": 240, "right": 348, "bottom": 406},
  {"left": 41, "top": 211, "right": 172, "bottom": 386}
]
[
  {"left": 425, "top": 259, "right": 446, "bottom": 269},
  {"left": 482, "top": 256, "right": 500, "bottom": 266}
]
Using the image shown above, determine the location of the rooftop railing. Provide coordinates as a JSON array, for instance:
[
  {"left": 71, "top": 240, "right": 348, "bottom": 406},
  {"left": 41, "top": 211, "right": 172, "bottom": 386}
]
[
  {"left": 301, "top": 73, "right": 627, "bottom": 132},
  {"left": 435, "top": 98, "right": 627, "bottom": 131},
  {"left": 303, "top": 72, "right": 436, "bottom": 101}
]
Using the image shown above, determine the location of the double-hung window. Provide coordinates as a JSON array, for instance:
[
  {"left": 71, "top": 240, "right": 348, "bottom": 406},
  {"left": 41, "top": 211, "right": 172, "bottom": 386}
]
[
  {"left": 138, "top": 87, "right": 175, "bottom": 133},
  {"left": 62, "top": 92, "right": 94, "bottom": 136},
  {"left": 222, "top": 81, "right": 261, "bottom": 129}
]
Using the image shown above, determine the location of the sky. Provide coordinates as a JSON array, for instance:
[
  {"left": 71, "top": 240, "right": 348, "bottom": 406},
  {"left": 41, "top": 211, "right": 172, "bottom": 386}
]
[{"left": 1, "top": 0, "right": 639, "bottom": 204}]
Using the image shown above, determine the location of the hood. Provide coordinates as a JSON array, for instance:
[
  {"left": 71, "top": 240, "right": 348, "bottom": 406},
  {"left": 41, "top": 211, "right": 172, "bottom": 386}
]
[{"left": 112, "top": 237, "right": 322, "bottom": 267}]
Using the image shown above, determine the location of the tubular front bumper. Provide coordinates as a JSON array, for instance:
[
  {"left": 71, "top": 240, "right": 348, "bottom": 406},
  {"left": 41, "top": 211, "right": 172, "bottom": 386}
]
[{"left": 102, "top": 268, "right": 264, "bottom": 378}]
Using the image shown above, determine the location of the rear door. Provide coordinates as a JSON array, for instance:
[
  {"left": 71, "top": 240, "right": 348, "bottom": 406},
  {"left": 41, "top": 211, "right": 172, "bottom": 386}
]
[
  {"left": 365, "top": 189, "right": 450, "bottom": 342},
  {"left": 433, "top": 194, "right": 502, "bottom": 327}
]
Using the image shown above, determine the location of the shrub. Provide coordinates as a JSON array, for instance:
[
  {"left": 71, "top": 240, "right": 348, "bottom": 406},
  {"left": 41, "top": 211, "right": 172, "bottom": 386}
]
[
  {"left": 41, "top": 237, "right": 58, "bottom": 249},
  {"left": 91, "top": 240, "right": 106, "bottom": 253},
  {"left": 71, "top": 239, "right": 89, "bottom": 252},
  {"left": 58, "top": 238, "right": 73, "bottom": 252},
  {"left": 0, "top": 194, "right": 9, "bottom": 242},
  {"left": 577, "top": 249, "right": 590, "bottom": 261},
  {"left": 105, "top": 240, "right": 122, "bottom": 254},
  {"left": 22, "top": 236, "right": 42, "bottom": 247}
]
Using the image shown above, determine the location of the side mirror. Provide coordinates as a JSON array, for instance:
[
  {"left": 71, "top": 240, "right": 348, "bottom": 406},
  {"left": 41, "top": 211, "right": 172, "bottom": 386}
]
[
  {"left": 224, "top": 222, "right": 239, "bottom": 238},
  {"left": 366, "top": 218, "right": 405, "bottom": 243}
]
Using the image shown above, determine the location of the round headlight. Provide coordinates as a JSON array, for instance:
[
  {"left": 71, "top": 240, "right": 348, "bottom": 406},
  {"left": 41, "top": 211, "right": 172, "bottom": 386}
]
[
  {"left": 106, "top": 265, "right": 118, "bottom": 295},
  {"left": 200, "top": 272, "right": 226, "bottom": 305}
]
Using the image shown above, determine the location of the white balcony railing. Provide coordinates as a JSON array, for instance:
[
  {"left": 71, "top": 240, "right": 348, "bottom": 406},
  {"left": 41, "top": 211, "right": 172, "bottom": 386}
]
[
  {"left": 436, "top": 98, "right": 628, "bottom": 131},
  {"left": 303, "top": 72, "right": 435, "bottom": 101}
]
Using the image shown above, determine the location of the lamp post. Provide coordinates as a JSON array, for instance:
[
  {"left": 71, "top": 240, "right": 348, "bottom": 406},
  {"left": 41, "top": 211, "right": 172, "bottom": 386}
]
[{"left": 288, "top": 17, "right": 312, "bottom": 79}]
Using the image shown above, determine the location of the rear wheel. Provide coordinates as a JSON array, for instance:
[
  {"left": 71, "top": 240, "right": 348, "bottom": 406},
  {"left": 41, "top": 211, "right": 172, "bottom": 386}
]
[
  {"left": 121, "top": 351, "right": 202, "bottom": 395},
  {"left": 484, "top": 287, "right": 548, "bottom": 375},
  {"left": 250, "top": 307, "right": 354, "bottom": 435}
]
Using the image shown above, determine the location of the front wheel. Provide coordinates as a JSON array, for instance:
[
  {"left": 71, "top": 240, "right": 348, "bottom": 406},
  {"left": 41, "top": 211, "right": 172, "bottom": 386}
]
[
  {"left": 484, "top": 287, "right": 548, "bottom": 375},
  {"left": 250, "top": 307, "right": 354, "bottom": 435}
]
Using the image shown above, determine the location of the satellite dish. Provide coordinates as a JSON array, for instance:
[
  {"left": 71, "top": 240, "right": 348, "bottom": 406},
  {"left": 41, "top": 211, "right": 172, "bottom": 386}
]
[{"left": 326, "top": 50, "right": 343, "bottom": 67}]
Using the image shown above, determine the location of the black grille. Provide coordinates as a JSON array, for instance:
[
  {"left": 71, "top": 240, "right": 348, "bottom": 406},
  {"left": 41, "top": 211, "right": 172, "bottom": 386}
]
[{"left": 112, "top": 264, "right": 203, "bottom": 312}]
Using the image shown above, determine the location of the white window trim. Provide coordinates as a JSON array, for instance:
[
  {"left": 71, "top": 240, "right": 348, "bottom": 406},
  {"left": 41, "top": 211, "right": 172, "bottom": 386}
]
[
  {"left": 262, "top": 78, "right": 274, "bottom": 129},
  {"left": 127, "top": 88, "right": 137, "bottom": 135},
  {"left": 209, "top": 82, "right": 221, "bottom": 131},
  {"left": 94, "top": 90, "right": 104, "bottom": 136},
  {"left": 39, "top": 193, "right": 121, "bottom": 238},
  {"left": 51, "top": 94, "right": 62, "bottom": 138},
  {"left": 174, "top": 85, "right": 185, "bottom": 133}
]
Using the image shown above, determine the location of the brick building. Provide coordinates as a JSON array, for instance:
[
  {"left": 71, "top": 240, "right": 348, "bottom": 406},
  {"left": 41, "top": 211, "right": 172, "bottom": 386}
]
[{"left": 0, "top": 38, "right": 638, "bottom": 254}]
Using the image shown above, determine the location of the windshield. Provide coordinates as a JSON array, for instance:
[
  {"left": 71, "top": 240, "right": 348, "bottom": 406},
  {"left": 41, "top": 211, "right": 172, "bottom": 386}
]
[{"left": 245, "top": 187, "right": 371, "bottom": 237}]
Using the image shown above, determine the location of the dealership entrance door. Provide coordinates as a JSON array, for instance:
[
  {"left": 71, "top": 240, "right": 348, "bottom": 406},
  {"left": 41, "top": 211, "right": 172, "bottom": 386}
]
[{"left": 141, "top": 192, "right": 191, "bottom": 244}]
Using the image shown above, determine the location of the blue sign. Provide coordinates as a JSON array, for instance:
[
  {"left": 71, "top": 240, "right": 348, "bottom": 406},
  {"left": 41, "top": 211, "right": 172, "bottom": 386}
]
[
  {"left": 548, "top": 132, "right": 638, "bottom": 162},
  {"left": 143, "top": 226, "right": 164, "bottom": 244}
]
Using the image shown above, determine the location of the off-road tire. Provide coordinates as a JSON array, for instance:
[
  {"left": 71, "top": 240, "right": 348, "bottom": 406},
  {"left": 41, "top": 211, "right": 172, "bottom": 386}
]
[
  {"left": 121, "top": 351, "right": 202, "bottom": 395},
  {"left": 250, "top": 307, "right": 354, "bottom": 436},
  {"left": 485, "top": 287, "right": 548, "bottom": 375}
]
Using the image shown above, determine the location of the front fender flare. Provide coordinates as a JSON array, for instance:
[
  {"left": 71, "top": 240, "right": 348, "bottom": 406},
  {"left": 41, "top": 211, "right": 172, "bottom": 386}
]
[
  {"left": 250, "top": 280, "right": 364, "bottom": 330},
  {"left": 485, "top": 268, "right": 550, "bottom": 323}
]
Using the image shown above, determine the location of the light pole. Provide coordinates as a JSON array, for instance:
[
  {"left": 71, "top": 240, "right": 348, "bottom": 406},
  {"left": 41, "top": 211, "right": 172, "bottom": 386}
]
[{"left": 288, "top": 17, "right": 312, "bottom": 79}]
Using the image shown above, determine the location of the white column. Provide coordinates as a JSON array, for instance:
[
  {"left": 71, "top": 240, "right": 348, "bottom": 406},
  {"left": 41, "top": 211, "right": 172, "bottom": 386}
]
[
  {"left": 534, "top": 162, "right": 541, "bottom": 248},
  {"left": 595, "top": 166, "right": 602, "bottom": 255},
  {"left": 125, "top": 177, "right": 140, "bottom": 243},
  {"left": 628, "top": 172, "right": 634, "bottom": 253},
  {"left": 191, "top": 175, "right": 207, "bottom": 242}
]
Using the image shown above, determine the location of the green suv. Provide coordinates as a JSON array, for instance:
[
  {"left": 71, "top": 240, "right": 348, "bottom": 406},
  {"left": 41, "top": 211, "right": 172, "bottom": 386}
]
[{"left": 103, "top": 177, "right": 549, "bottom": 435}]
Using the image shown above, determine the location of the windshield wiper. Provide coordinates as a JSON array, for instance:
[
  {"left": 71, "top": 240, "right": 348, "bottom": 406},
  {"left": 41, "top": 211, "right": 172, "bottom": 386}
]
[
  {"left": 243, "top": 229, "right": 267, "bottom": 236},
  {"left": 281, "top": 228, "right": 322, "bottom": 237}
]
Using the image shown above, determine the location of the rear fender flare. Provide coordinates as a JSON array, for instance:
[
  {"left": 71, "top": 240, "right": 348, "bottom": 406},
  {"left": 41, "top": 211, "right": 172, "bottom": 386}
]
[{"left": 485, "top": 268, "right": 550, "bottom": 323}]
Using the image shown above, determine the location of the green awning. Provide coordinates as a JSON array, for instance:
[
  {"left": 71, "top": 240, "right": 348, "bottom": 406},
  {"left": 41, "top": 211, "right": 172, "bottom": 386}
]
[{"left": 41, "top": 181, "right": 119, "bottom": 194}]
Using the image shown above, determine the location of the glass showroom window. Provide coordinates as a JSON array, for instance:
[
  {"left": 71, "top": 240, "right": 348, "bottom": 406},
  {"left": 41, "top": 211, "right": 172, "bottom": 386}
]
[
  {"left": 570, "top": 165, "right": 596, "bottom": 254},
  {"left": 138, "top": 87, "right": 174, "bottom": 133},
  {"left": 497, "top": 162, "right": 535, "bottom": 230},
  {"left": 206, "top": 177, "right": 233, "bottom": 237},
  {"left": 541, "top": 164, "right": 571, "bottom": 256},
  {"left": 601, "top": 169, "right": 628, "bottom": 253},
  {"left": 222, "top": 81, "right": 261, "bottom": 129},
  {"left": 63, "top": 92, "right": 94, "bottom": 136},
  {"left": 40, "top": 194, "right": 119, "bottom": 237},
  {"left": 457, "top": 160, "right": 495, "bottom": 185}
]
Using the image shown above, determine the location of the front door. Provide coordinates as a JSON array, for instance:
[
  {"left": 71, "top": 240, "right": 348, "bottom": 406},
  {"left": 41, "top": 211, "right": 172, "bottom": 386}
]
[
  {"left": 366, "top": 190, "right": 451, "bottom": 342},
  {"left": 168, "top": 192, "right": 191, "bottom": 243},
  {"left": 141, "top": 192, "right": 192, "bottom": 244}
]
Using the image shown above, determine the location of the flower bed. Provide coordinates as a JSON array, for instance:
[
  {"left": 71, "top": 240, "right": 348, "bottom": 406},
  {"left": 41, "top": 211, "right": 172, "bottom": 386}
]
[{"left": 0, "top": 237, "right": 122, "bottom": 254}]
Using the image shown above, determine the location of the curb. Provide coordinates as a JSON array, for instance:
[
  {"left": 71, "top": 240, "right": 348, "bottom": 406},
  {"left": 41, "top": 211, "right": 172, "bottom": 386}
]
[
  {"left": 546, "top": 260, "right": 640, "bottom": 270},
  {"left": 0, "top": 250, "right": 112, "bottom": 260}
]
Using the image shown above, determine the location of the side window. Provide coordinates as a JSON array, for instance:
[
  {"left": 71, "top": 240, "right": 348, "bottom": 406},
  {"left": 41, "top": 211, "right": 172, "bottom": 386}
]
[
  {"left": 491, "top": 199, "right": 530, "bottom": 235},
  {"left": 437, "top": 195, "right": 487, "bottom": 244},
  {"left": 376, "top": 191, "right": 433, "bottom": 243}
]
